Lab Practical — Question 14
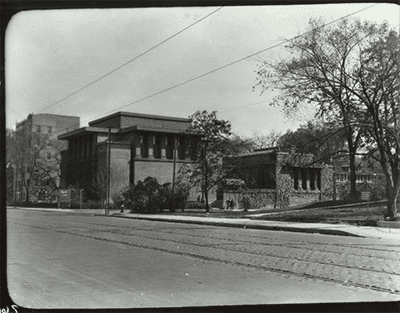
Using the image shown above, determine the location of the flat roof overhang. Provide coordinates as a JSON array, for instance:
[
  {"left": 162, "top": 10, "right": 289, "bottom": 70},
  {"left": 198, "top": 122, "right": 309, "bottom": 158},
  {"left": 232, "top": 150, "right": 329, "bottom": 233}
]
[
  {"left": 119, "top": 125, "right": 198, "bottom": 135},
  {"left": 88, "top": 111, "right": 190, "bottom": 126},
  {"left": 57, "top": 126, "right": 119, "bottom": 140}
]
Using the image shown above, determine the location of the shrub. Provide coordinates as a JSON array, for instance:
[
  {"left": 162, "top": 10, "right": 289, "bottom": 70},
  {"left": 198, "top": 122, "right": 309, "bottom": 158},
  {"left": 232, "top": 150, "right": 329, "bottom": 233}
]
[
  {"left": 159, "top": 182, "right": 189, "bottom": 212},
  {"left": 84, "top": 199, "right": 101, "bottom": 209},
  {"left": 120, "top": 177, "right": 162, "bottom": 214},
  {"left": 239, "top": 195, "right": 251, "bottom": 212},
  {"left": 185, "top": 201, "right": 206, "bottom": 210},
  {"left": 111, "top": 192, "right": 124, "bottom": 209},
  {"left": 119, "top": 177, "right": 189, "bottom": 214}
]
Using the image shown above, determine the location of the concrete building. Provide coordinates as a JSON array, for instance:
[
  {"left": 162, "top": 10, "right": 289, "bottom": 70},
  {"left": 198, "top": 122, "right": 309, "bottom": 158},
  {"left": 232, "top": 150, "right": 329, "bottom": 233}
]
[
  {"left": 58, "top": 111, "right": 204, "bottom": 201},
  {"left": 13, "top": 113, "right": 80, "bottom": 202},
  {"left": 222, "top": 147, "right": 334, "bottom": 209}
]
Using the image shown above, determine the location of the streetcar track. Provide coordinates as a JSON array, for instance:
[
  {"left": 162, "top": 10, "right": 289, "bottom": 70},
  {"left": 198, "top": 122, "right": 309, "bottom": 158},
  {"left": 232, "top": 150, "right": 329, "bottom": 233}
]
[
  {"left": 84, "top": 226, "right": 400, "bottom": 276},
  {"left": 10, "top": 221, "right": 400, "bottom": 296},
  {"left": 30, "top": 216, "right": 400, "bottom": 259}
]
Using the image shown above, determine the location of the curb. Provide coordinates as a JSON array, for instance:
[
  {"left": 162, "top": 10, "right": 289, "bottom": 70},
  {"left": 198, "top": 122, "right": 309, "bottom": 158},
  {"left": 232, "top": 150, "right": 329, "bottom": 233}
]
[
  {"left": 97, "top": 213, "right": 362, "bottom": 238},
  {"left": 377, "top": 220, "right": 400, "bottom": 229}
]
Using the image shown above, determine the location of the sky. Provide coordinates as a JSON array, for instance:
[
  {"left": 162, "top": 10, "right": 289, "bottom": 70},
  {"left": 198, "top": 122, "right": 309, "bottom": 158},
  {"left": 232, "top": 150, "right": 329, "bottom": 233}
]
[{"left": 5, "top": 3, "right": 400, "bottom": 138}]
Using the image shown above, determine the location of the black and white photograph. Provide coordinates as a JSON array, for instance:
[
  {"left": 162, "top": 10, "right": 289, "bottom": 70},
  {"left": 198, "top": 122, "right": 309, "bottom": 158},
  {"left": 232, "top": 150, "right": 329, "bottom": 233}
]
[{"left": 3, "top": 1, "right": 400, "bottom": 310}]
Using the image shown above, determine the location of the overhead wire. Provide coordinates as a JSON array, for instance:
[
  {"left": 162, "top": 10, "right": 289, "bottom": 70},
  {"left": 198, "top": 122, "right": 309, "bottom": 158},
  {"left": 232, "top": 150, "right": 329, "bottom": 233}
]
[
  {"left": 53, "top": 3, "right": 379, "bottom": 133},
  {"left": 90, "top": 3, "right": 379, "bottom": 118},
  {"left": 35, "top": 6, "right": 224, "bottom": 114}
]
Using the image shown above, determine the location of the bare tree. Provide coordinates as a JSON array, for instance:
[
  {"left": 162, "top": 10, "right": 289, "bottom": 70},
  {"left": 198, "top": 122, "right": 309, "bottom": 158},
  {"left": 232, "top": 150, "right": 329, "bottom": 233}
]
[
  {"left": 89, "top": 168, "right": 108, "bottom": 209},
  {"left": 250, "top": 130, "right": 281, "bottom": 150}
]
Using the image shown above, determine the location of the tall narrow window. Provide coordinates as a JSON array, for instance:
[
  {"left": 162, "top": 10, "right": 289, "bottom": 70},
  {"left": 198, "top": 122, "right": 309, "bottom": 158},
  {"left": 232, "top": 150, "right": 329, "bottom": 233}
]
[
  {"left": 178, "top": 136, "right": 186, "bottom": 160},
  {"left": 166, "top": 136, "right": 173, "bottom": 159},
  {"left": 48, "top": 126, "right": 52, "bottom": 134},
  {"left": 301, "top": 169, "right": 307, "bottom": 190},
  {"left": 310, "top": 169, "right": 316, "bottom": 190},
  {"left": 293, "top": 168, "right": 299, "bottom": 190},
  {"left": 154, "top": 135, "right": 161, "bottom": 159},
  {"left": 140, "top": 134, "right": 148, "bottom": 158},
  {"left": 36, "top": 125, "right": 41, "bottom": 133}
]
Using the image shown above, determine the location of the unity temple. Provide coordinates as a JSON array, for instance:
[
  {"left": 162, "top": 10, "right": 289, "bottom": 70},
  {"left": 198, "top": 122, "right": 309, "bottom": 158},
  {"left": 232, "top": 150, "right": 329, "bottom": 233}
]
[{"left": 58, "top": 111, "right": 203, "bottom": 201}]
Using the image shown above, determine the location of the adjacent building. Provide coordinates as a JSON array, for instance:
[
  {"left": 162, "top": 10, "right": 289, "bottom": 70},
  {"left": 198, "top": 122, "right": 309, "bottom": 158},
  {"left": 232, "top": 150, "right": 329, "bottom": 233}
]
[
  {"left": 333, "top": 155, "right": 383, "bottom": 200},
  {"left": 13, "top": 113, "right": 80, "bottom": 202},
  {"left": 58, "top": 111, "right": 205, "bottom": 201},
  {"left": 222, "top": 147, "right": 334, "bottom": 209}
]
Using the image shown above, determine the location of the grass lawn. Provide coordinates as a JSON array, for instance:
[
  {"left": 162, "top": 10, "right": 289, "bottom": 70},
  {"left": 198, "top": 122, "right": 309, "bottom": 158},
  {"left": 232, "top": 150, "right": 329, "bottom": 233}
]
[
  {"left": 158, "top": 200, "right": 390, "bottom": 226},
  {"left": 252, "top": 203, "right": 388, "bottom": 226}
]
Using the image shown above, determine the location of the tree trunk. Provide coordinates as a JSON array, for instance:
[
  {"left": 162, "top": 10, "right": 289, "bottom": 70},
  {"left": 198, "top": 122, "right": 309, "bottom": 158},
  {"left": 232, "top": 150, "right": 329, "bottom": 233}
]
[
  {"left": 386, "top": 182, "right": 399, "bottom": 220},
  {"left": 204, "top": 188, "right": 209, "bottom": 213},
  {"left": 348, "top": 148, "right": 358, "bottom": 201}
]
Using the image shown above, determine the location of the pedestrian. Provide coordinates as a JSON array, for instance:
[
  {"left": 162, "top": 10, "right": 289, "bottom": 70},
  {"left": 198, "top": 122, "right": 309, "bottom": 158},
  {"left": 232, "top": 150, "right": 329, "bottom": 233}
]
[
  {"left": 120, "top": 203, "right": 124, "bottom": 213},
  {"left": 225, "top": 199, "right": 229, "bottom": 210}
]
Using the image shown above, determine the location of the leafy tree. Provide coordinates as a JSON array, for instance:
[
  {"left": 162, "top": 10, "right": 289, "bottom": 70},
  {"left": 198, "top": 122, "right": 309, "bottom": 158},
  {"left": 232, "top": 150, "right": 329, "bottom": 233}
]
[
  {"left": 357, "top": 28, "right": 400, "bottom": 218},
  {"left": 254, "top": 18, "right": 399, "bottom": 218},
  {"left": 277, "top": 121, "right": 346, "bottom": 164},
  {"left": 180, "top": 110, "right": 232, "bottom": 213},
  {"left": 119, "top": 177, "right": 188, "bottom": 213},
  {"left": 218, "top": 134, "right": 254, "bottom": 155}
]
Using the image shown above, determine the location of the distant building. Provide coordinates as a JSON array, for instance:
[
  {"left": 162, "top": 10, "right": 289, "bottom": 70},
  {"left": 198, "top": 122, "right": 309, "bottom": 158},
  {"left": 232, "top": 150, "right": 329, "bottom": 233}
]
[
  {"left": 13, "top": 113, "right": 80, "bottom": 202},
  {"left": 333, "top": 157, "right": 377, "bottom": 184},
  {"left": 222, "top": 148, "right": 334, "bottom": 209},
  {"left": 333, "top": 155, "right": 383, "bottom": 200},
  {"left": 58, "top": 111, "right": 206, "bottom": 202}
]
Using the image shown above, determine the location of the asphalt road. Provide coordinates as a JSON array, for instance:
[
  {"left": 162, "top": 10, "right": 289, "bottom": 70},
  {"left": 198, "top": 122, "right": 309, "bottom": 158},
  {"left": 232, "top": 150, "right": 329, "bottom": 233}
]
[{"left": 6, "top": 209, "right": 400, "bottom": 309}]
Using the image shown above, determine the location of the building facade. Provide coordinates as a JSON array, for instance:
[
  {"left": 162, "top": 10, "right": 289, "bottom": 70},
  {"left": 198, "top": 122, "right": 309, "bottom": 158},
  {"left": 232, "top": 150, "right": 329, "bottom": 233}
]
[
  {"left": 333, "top": 156, "right": 383, "bottom": 200},
  {"left": 13, "top": 113, "right": 80, "bottom": 202},
  {"left": 58, "top": 111, "right": 204, "bottom": 202},
  {"left": 222, "top": 148, "right": 334, "bottom": 209}
]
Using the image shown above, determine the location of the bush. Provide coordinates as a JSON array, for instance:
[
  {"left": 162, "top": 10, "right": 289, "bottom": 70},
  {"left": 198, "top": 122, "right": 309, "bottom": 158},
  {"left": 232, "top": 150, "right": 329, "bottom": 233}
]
[
  {"left": 119, "top": 177, "right": 189, "bottom": 214},
  {"left": 185, "top": 201, "right": 206, "bottom": 210},
  {"left": 111, "top": 192, "right": 124, "bottom": 209},
  {"left": 239, "top": 195, "right": 251, "bottom": 212},
  {"left": 84, "top": 199, "right": 102, "bottom": 209},
  {"left": 159, "top": 182, "right": 189, "bottom": 212}
]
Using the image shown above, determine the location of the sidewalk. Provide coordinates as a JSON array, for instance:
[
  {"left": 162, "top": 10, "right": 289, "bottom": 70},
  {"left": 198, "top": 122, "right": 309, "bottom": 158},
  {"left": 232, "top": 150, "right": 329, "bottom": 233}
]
[
  {"left": 109, "top": 211, "right": 400, "bottom": 241},
  {"left": 8, "top": 206, "right": 399, "bottom": 241}
]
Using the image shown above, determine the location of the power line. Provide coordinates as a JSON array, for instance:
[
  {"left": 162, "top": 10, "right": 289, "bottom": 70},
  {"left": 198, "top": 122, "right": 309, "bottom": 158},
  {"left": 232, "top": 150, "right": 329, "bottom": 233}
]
[
  {"left": 219, "top": 99, "right": 271, "bottom": 113},
  {"left": 95, "top": 3, "right": 379, "bottom": 117},
  {"left": 57, "top": 3, "right": 379, "bottom": 133},
  {"left": 36, "top": 6, "right": 224, "bottom": 114}
]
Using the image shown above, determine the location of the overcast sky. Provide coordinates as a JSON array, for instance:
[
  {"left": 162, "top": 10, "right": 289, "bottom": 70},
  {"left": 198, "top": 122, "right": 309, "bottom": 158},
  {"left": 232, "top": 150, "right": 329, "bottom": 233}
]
[{"left": 5, "top": 3, "right": 399, "bottom": 137}]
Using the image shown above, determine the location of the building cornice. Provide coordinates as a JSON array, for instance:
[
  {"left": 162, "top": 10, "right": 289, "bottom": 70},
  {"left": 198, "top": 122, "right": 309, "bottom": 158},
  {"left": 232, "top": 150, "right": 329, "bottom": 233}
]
[
  {"left": 88, "top": 111, "right": 190, "bottom": 126},
  {"left": 58, "top": 126, "right": 119, "bottom": 140}
]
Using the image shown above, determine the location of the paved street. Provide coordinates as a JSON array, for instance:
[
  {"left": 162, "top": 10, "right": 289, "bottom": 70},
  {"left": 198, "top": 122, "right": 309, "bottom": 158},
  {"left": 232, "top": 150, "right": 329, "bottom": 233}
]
[{"left": 7, "top": 208, "right": 400, "bottom": 308}]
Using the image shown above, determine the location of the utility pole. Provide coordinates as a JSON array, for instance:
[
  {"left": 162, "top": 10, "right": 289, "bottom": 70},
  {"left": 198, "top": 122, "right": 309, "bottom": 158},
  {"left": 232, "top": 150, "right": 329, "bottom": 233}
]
[
  {"left": 106, "top": 126, "right": 111, "bottom": 215},
  {"left": 172, "top": 137, "right": 177, "bottom": 212}
]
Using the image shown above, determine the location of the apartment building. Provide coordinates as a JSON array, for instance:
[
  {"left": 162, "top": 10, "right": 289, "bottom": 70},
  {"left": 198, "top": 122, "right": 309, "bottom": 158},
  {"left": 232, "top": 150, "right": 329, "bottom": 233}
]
[{"left": 13, "top": 113, "right": 80, "bottom": 202}]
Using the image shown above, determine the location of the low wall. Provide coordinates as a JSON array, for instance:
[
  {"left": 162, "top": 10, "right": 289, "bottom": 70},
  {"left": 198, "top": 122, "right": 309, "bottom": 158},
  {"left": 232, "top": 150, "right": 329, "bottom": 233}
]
[
  {"left": 290, "top": 191, "right": 321, "bottom": 207},
  {"left": 224, "top": 189, "right": 322, "bottom": 210},
  {"left": 223, "top": 189, "right": 276, "bottom": 210}
]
